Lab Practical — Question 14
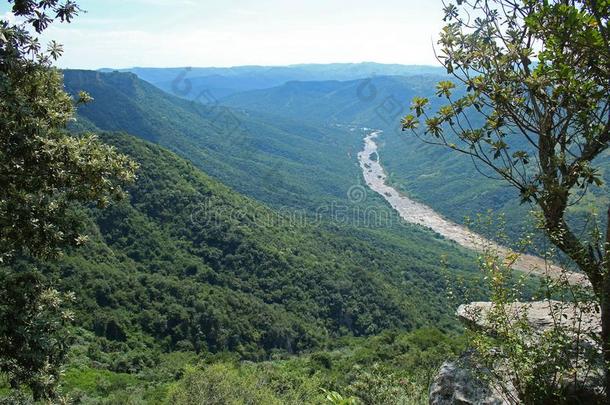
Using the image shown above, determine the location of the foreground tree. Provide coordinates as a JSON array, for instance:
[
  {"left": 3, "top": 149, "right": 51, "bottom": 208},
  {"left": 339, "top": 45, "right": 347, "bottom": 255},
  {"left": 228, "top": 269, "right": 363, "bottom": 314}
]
[
  {"left": 0, "top": 0, "right": 137, "bottom": 400},
  {"left": 401, "top": 0, "right": 609, "bottom": 399},
  {"left": 1, "top": 0, "right": 137, "bottom": 261}
]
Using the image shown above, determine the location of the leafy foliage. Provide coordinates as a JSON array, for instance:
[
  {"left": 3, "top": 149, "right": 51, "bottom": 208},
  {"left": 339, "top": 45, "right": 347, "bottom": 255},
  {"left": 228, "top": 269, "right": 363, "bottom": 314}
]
[
  {"left": 464, "top": 238, "right": 603, "bottom": 404},
  {"left": 0, "top": 1, "right": 136, "bottom": 400},
  {"left": 0, "top": 6, "right": 137, "bottom": 262},
  {"left": 163, "top": 328, "right": 466, "bottom": 405}
]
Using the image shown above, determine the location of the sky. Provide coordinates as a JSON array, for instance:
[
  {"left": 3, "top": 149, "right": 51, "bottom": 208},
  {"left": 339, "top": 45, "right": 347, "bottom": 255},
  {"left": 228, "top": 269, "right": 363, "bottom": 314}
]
[{"left": 1, "top": 0, "right": 446, "bottom": 69}]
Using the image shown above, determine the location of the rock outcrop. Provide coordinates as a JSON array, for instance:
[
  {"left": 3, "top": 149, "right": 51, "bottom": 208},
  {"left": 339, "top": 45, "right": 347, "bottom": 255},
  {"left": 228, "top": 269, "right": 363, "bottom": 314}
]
[
  {"left": 429, "top": 351, "right": 508, "bottom": 405},
  {"left": 429, "top": 300, "right": 603, "bottom": 404},
  {"left": 457, "top": 300, "right": 601, "bottom": 342}
]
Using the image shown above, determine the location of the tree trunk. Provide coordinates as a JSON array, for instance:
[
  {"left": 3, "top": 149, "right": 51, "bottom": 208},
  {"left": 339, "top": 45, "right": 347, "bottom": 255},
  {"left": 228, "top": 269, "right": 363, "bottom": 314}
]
[
  {"left": 603, "top": 206, "right": 610, "bottom": 399},
  {"left": 602, "top": 274, "right": 610, "bottom": 399}
]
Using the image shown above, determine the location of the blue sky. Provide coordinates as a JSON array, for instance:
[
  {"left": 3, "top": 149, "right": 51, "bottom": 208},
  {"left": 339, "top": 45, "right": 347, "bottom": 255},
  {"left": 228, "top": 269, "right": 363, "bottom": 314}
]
[{"left": 1, "top": 0, "right": 446, "bottom": 69}]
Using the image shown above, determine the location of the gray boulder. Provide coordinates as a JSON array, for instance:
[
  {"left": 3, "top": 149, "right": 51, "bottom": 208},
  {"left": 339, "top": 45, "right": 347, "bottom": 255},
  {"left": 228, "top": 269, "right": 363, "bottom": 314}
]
[{"left": 429, "top": 352, "right": 509, "bottom": 405}]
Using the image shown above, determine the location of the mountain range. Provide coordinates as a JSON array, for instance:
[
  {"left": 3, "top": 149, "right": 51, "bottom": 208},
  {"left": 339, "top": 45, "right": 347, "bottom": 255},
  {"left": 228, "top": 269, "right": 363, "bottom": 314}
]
[{"left": 102, "top": 62, "right": 446, "bottom": 99}]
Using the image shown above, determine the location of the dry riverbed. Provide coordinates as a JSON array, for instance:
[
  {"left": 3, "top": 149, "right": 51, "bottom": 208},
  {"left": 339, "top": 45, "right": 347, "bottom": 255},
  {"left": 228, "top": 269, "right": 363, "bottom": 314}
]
[{"left": 357, "top": 130, "right": 588, "bottom": 286}]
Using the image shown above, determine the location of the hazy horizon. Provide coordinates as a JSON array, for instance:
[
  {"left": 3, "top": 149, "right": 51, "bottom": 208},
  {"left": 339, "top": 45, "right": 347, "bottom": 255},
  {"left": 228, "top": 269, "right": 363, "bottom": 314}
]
[
  {"left": 93, "top": 61, "right": 443, "bottom": 71},
  {"left": 0, "top": 0, "right": 445, "bottom": 69}
]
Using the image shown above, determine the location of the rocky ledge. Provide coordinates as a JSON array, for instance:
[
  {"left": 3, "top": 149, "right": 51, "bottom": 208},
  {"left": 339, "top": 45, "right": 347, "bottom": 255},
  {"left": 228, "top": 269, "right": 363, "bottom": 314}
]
[
  {"left": 430, "top": 301, "right": 603, "bottom": 404},
  {"left": 457, "top": 300, "right": 601, "bottom": 338}
]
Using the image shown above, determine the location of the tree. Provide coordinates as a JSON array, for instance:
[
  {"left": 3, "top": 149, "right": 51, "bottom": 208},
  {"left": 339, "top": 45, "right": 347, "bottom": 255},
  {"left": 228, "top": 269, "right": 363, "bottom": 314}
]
[
  {"left": 0, "top": 0, "right": 137, "bottom": 400},
  {"left": 401, "top": 0, "right": 609, "bottom": 398},
  {"left": 0, "top": 0, "right": 138, "bottom": 261}
]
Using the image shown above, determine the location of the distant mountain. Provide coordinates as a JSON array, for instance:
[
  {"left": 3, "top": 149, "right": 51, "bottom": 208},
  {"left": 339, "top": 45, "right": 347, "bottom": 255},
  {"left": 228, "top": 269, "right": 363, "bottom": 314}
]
[
  {"left": 101, "top": 63, "right": 446, "bottom": 99},
  {"left": 222, "top": 74, "right": 446, "bottom": 126}
]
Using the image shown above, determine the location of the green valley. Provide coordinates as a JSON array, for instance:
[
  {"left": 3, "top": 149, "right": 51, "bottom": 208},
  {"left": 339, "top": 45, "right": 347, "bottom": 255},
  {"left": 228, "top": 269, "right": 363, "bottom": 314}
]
[{"left": 2, "top": 1, "right": 607, "bottom": 403}]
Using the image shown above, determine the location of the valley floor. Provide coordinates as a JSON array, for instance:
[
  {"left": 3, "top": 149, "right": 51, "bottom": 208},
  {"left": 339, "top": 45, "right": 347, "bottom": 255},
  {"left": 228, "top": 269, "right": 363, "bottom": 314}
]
[{"left": 358, "top": 130, "right": 588, "bottom": 286}]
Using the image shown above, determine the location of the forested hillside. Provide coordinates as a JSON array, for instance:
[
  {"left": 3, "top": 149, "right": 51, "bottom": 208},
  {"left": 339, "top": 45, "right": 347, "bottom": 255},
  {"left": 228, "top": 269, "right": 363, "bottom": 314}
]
[
  {"left": 8, "top": 132, "right": 481, "bottom": 401},
  {"left": 220, "top": 76, "right": 529, "bottom": 237},
  {"left": 63, "top": 70, "right": 365, "bottom": 212},
  {"left": 3, "top": 66, "right": 490, "bottom": 402},
  {"left": 64, "top": 69, "right": 543, "bottom": 241},
  {"left": 60, "top": 132, "right": 481, "bottom": 349},
  {"left": 64, "top": 69, "right": 542, "bottom": 240}
]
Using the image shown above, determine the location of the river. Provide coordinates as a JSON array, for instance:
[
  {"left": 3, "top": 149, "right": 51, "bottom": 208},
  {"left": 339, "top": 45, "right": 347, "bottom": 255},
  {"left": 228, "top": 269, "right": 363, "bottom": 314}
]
[{"left": 357, "top": 130, "right": 588, "bottom": 286}]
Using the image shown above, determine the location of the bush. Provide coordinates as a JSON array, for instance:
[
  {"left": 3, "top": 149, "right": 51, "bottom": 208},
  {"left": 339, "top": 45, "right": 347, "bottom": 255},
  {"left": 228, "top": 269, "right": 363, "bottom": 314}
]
[{"left": 165, "top": 363, "right": 283, "bottom": 405}]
